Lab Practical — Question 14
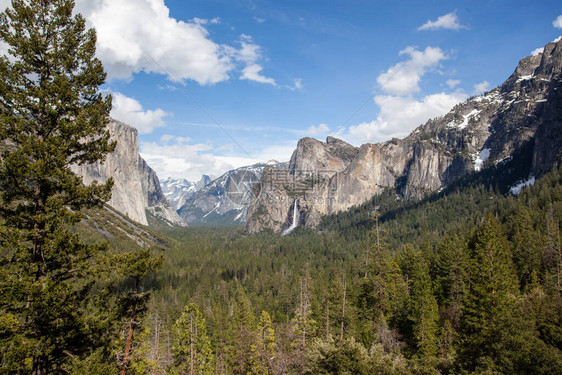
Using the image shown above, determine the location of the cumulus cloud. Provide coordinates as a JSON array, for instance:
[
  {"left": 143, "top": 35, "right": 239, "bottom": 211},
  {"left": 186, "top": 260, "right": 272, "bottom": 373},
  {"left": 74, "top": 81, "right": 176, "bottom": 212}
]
[
  {"left": 74, "top": 0, "right": 281, "bottom": 86},
  {"left": 472, "top": 80, "right": 490, "bottom": 95},
  {"left": 3, "top": 1, "right": 289, "bottom": 87},
  {"left": 377, "top": 46, "right": 448, "bottom": 96},
  {"left": 110, "top": 92, "right": 169, "bottom": 134},
  {"left": 75, "top": 0, "right": 233, "bottom": 84},
  {"left": 418, "top": 12, "right": 466, "bottom": 31},
  {"left": 235, "top": 35, "right": 276, "bottom": 85},
  {"left": 140, "top": 136, "right": 297, "bottom": 180},
  {"left": 345, "top": 91, "right": 467, "bottom": 144},
  {"left": 240, "top": 64, "right": 276, "bottom": 85},
  {"left": 339, "top": 45, "right": 468, "bottom": 145},
  {"left": 553, "top": 15, "right": 562, "bottom": 28}
]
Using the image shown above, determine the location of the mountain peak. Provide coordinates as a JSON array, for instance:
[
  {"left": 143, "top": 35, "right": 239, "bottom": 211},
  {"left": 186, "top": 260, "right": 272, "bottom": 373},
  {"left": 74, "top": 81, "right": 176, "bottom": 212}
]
[{"left": 247, "top": 37, "right": 562, "bottom": 233}]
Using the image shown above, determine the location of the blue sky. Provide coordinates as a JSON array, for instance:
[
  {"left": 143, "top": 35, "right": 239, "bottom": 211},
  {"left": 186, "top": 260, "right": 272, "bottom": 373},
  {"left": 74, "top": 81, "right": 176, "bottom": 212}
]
[{"left": 2, "top": 0, "right": 562, "bottom": 181}]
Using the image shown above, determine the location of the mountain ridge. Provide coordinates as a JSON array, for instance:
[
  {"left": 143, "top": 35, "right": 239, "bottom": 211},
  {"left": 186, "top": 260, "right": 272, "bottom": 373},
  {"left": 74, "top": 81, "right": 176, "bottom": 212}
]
[{"left": 246, "top": 38, "right": 562, "bottom": 233}]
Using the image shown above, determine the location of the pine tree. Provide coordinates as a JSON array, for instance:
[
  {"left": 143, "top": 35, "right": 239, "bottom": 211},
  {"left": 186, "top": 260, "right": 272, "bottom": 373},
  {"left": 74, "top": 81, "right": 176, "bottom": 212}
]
[
  {"left": 174, "top": 303, "right": 215, "bottom": 375},
  {"left": 507, "top": 204, "right": 543, "bottom": 290},
  {"left": 115, "top": 249, "right": 164, "bottom": 375},
  {"left": 0, "top": 0, "right": 116, "bottom": 373},
  {"left": 458, "top": 215, "right": 521, "bottom": 372},
  {"left": 399, "top": 244, "right": 439, "bottom": 358},
  {"left": 290, "top": 276, "right": 316, "bottom": 373},
  {"left": 248, "top": 310, "right": 277, "bottom": 375},
  {"left": 357, "top": 216, "right": 407, "bottom": 345},
  {"left": 228, "top": 285, "right": 257, "bottom": 375}
]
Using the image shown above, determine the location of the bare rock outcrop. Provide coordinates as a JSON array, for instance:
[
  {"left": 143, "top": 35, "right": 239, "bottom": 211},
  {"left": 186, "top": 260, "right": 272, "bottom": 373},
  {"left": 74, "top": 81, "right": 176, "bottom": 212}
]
[{"left": 72, "top": 120, "right": 186, "bottom": 227}]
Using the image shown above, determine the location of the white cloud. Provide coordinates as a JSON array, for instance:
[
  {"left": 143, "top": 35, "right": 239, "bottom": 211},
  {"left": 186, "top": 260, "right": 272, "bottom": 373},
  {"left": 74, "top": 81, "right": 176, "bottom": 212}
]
[
  {"left": 110, "top": 92, "right": 169, "bottom": 134},
  {"left": 418, "top": 12, "right": 466, "bottom": 31},
  {"left": 340, "top": 45, "right": 466, "bottom": 145},
  {"left": 5, "top": 1, "right": 283, "bottom": 87},
  {"left": 75, "top": 0, "right": 233, "bottom": 84},
  {"left": 140, "top": 137, "right": 297, "bottom": 180},
  {"left": 235, "top": 35, "right": 276, "bottom": 85},
  {"left": 345, "top": 91, "right": 467, "bottom": 144},
  {"left": 472, "top": 80, "right": 490, "bottom": 95},
  {"left": 76, "top": 0, "right": 277, "bottom": 87},
  {"left": 305, "top": 123, "right": 330, "bottom": 136},
  {"left": 446, "top": 79, "right": 461, "bottom": 88},
  {"left": 240, "top": 63, "right": 276, "bottom": 85},
  {"left": 377, "top": 46, "right": 448, "bottom": 96},
  {"left": 190, "top": 17, "right": 220, "bottom": 25},
  {"left": 254, "top": 17, "right": 266, "bottom": 24},
  {"left": 293, "top": 78, "right": 304, "bottom": 90},
  {"left": 553, "top": 15, "right": 562, "bottom": 28}
]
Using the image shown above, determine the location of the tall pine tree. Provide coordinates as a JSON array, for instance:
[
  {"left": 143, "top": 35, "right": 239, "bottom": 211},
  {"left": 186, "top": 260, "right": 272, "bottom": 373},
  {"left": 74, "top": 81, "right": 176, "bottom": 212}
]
[
  {"left": 174, "top": 303, "right": 215, "bottom": 375},
  {"left": 0, "top": 0, "right": 115, "bottom": 373},
  {"left": 458, "top": 215, "right": 520, "bottom": 372}
]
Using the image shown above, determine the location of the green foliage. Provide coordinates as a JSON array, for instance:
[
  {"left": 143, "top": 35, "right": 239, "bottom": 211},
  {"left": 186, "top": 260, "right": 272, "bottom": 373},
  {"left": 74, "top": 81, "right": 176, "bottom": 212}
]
[
  {"left": 120, "top": 167, "right": 559, "bottom": 374},
  {"left": 174, "top": 303, "right": 215, "bottom": 375},
  {"left": 0, "top": 2, "right": 165, "bottom": 373},
  {"left": 305, "top": 337, "right": 371, "bottom": 375},
  {"left": 457, "top": 215, "right": 521, "bottom": 372},
  {"left": 0, "top": 0, "right": 117, "bottom": 372},
  {"left": 248, "top": 311, "right": 277, "bottom": 375},
  {"left": 399, "top": 244, "right": 439, "bottom": 358}
]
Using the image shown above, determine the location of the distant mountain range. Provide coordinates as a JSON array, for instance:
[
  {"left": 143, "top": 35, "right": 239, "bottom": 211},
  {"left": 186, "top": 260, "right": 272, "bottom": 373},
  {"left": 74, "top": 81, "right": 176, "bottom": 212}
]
[
  {"left": 167, "top": 161, "right": 287, "bottom": 225},
  {"left": 246, "top": 38, "right": 562, "bottom": 233},
  {"left": 70, "top": 39, "right": 561, "bottom": 232},
  {"left": 161, "top": 175, "right": 213, "bottom": 210}
]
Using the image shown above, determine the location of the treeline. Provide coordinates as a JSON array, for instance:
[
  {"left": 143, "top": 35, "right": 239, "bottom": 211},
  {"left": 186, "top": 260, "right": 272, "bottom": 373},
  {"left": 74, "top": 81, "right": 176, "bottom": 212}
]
[{"left": 117, "top": 167, "right": 562, "bottom": 374}]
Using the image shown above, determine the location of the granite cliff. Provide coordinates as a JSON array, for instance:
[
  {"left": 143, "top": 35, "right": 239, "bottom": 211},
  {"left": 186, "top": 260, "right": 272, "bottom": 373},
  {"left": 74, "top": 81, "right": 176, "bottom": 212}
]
[
  {"left": 72, "top": 120, "right": 186, "bottom": 227},
  {"left": 246, "top": 38, "right": 562, "bottom": 233}
]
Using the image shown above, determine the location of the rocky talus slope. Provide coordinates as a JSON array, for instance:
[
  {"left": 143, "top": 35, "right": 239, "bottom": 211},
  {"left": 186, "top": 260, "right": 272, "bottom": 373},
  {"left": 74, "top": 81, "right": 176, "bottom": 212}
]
[{"left": 246, "top": 38, "right": 562, "bottom": 233}]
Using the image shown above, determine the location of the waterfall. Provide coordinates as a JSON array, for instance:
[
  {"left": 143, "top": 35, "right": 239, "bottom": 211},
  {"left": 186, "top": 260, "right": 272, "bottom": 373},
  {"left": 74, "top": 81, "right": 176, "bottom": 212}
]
[{"left": 282, "top": 199, "right": 299, "bottom": 235}]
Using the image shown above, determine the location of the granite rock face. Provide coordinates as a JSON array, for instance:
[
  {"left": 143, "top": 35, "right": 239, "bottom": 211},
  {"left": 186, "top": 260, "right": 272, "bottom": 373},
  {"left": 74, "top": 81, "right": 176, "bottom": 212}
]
[
  {"left": 72, "top": 120, "right": 186, "bottom": 227},
  {"left": 246, "top": 39, "right": 562, "bottom": 233}
]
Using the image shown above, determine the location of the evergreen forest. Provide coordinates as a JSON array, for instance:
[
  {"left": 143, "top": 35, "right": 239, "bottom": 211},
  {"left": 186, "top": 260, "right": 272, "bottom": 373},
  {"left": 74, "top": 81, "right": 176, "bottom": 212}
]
[{"left": 0, "top": 1, "right": 561, "bottom": 374}]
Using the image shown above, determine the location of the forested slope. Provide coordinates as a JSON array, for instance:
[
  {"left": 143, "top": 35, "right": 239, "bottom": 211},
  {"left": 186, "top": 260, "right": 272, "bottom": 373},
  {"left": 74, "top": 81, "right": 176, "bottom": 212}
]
[{"left": 126, "top": 166, "right": 562, "bottom": 374}]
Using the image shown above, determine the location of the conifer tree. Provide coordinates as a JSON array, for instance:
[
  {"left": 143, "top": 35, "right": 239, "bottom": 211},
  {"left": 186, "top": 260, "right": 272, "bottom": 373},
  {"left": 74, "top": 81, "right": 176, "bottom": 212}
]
[
  {"left": 357, "top": 216, "right": 407, "bottom": 343},
  {"left": 507, "top": 204, "right": 543, "bottom": 290},
  {"left": 228, "top": 285, "right": 257, "bottom": 374},
  {"left": 0, "top": 0, "right": 116, "bottom": 373},
  {"left": 400, "top": 244, "right": 439, "bottom": 358},
  {"left": 290, "top": 275, "right": 316, "bottom": 373},
  {"left": 458, "top": 215, "right": 521, "bottom": 372},
  {"left": 174, "top": 303, "right": 215, "bottom": 375},
  {"left": 248, "top": 310, "right": 277, "bottom": 375}
]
